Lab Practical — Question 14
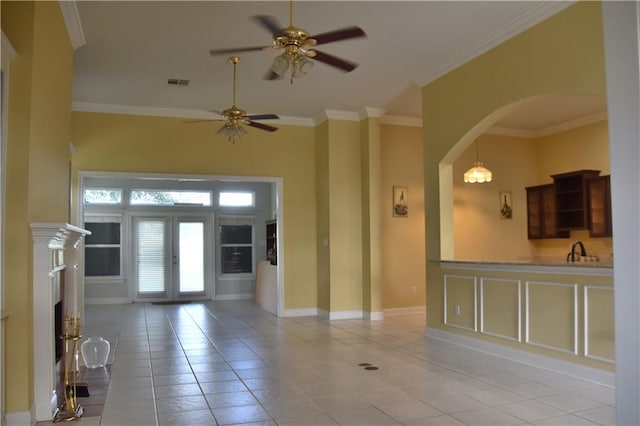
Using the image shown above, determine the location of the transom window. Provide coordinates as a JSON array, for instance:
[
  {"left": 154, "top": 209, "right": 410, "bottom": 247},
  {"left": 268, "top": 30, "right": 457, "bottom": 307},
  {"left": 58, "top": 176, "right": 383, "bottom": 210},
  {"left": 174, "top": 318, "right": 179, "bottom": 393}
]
[
  {"left": 84, "top": 188, "right": 122, "bottom": 205},
  {"left": 130, "top": 190, "right": 212, "bottom": 206},
  {"left": 219, "top": 191, "right": 254, "bottom": 207}
]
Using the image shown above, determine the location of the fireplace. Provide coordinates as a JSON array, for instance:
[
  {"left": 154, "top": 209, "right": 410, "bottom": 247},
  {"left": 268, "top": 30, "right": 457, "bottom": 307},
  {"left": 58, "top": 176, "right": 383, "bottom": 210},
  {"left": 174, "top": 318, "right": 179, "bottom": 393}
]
[{"left": 31, "top": 223, "right": 90, "bottom": 422}]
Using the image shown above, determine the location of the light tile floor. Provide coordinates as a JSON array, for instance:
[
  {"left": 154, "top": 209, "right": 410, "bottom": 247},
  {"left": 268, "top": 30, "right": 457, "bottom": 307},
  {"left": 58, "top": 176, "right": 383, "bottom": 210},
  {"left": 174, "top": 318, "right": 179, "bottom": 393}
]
[{"left": 39, "top": 301, "right": 615, "bottom": 425}]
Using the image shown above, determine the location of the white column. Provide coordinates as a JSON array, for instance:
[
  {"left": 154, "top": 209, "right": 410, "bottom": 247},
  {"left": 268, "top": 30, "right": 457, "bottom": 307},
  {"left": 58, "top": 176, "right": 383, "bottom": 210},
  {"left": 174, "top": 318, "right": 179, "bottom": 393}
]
[{"left": 602, "top": 2, "right": 640, "bottom": 425}]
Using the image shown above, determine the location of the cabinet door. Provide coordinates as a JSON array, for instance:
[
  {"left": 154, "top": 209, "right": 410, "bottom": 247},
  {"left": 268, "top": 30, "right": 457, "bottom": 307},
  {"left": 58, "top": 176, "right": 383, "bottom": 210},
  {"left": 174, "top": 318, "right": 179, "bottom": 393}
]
[
  {"left": 526, "top": 187, "right": 543, "bottom": 239},
  {"left": 540, "top": 185, "right": 560, "bottom": 238},
  {"left": 526, "top": 184, "right": 568, "bottom": 240},
  {"left": 588, "top": 175, "right": 612, "bottom": 237}
]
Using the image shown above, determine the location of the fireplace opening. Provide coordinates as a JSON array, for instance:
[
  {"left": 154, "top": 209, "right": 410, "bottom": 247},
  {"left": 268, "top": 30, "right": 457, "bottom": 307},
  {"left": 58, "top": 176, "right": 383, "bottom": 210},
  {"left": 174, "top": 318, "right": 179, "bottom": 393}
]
[{"left": 54, "top": 301, "right": 63, "bottom": 363}]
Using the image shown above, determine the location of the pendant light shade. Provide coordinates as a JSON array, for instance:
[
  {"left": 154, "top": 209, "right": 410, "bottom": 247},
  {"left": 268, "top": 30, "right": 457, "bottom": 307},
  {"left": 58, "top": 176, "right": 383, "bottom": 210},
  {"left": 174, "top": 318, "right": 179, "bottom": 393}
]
[{"left": 464, "top": 141, "right": 493, "bottom": 183}]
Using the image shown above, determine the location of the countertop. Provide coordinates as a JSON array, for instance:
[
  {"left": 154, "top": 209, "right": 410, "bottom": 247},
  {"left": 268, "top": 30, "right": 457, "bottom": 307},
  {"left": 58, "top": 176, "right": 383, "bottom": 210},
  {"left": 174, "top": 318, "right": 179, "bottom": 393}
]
[{"left": 436, "top": 259, "right": 613, "bottom": 276}]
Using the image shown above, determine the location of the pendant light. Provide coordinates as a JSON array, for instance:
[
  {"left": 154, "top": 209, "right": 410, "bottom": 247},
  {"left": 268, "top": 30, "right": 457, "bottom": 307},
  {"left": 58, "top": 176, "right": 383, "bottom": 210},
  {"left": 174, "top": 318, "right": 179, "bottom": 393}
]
[{"left": 464, "top": 140, "right": 493, "bottom": 183}]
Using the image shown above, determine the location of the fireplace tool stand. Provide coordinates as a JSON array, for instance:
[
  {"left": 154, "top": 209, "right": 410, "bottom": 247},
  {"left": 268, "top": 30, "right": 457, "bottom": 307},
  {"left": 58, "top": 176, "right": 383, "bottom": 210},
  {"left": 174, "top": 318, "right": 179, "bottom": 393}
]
[{"left": 53, "top": 312, "right": 84, "bottom": 422}]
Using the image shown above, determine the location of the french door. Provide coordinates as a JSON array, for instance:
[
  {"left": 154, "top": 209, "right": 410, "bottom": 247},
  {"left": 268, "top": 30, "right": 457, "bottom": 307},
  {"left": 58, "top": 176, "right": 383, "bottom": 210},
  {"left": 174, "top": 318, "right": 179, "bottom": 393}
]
[{"left": 133, "top": 215, "right": 211, "bottom": 301}]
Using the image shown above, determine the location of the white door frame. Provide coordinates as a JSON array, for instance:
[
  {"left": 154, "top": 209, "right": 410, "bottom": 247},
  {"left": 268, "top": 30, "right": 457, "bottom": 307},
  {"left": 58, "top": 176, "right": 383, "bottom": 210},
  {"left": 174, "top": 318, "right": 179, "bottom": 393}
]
[
  {"left": 77, "top": 171, "right": 284, "bottom": 315},
  {"left": 1, "top": 31, "right": 17, "bottom": 426}
]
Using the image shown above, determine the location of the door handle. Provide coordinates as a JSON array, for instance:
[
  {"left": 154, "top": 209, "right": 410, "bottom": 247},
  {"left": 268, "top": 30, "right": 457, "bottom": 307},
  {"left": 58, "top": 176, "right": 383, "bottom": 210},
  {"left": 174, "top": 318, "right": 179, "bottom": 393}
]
[{"left": 172, "top": 255, "right": 177, "bottom": 265}]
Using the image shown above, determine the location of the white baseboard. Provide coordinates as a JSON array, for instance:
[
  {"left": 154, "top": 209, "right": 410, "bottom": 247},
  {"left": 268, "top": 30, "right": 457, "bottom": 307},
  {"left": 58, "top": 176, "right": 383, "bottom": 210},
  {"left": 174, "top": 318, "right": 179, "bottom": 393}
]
[
  {"left": 318, "top": 309, "right": 363, "bottom": 320},
  {"left": 425, "top": 327, "right": 615, "bottom": 387},
  {"left": 383, "top": 306, "right": 426, "bottom": 316},
  {"left": 84, "top": 297, "right": 130, "bottom": 305},
  {"left": 5, "top": 411, "right": 31, "bottom": 426},
  {"left": 280, "top": 307, "right": 318, "bottom": 317},
  {"left": 364, "top": 311, "right": 384, "bottom": 321},
  {"left": 214, "top": 293, "right": 253, "bottom": 301}
]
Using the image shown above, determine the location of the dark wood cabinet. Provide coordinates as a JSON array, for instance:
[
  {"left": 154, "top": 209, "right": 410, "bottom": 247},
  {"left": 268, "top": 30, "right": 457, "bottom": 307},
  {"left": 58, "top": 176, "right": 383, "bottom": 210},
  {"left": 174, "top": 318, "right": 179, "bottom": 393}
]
[
  {"left": 588, "top": 175, "right": 612, "bottom": 237},
  {"left": 551, "top": 170, "right": 601, "bottom": 233},
  {"left": 266, "top": 220, "right": 277, "bottom": 265},
  {"left": 526, "top": 184, "right": 568, "bottom": 239}
]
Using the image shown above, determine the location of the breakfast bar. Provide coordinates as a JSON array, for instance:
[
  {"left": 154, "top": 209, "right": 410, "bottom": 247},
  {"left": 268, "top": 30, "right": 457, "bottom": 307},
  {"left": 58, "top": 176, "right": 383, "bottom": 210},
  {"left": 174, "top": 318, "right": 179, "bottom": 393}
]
[{"left": 427, "top": 259, "right": 614, "bottom": 383}]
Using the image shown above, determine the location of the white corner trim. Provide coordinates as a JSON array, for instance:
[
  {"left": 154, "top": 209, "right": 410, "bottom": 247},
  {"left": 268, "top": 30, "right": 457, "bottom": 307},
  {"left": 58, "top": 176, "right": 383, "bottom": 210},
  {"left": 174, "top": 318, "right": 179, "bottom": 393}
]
[
  {"left": 58, "top": 1, "right": 86, "bottom": 50},
  {"left": 1, "top": 31, "right": 17, "bottom": 70},
  {"left": 380, "top": 115, "right": 423, "bottom": 127},
  {"left": 425, "top": 327, "right": 615, "bottom": 387},
  {"left": 414, "top": 1, "right": 574, "bottom": 87}
]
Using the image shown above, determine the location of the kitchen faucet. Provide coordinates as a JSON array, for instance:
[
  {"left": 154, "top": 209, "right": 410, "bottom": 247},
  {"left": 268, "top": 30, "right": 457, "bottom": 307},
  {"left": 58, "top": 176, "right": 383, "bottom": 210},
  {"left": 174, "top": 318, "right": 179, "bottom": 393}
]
[{"left": 567, "top": 241, "right": 587, "bottom": 262}]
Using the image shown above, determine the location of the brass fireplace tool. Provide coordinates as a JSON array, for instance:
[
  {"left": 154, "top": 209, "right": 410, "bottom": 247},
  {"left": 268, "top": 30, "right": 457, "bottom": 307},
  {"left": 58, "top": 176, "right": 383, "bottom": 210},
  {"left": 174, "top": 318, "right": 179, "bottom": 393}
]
[{"left": 53, "top": 312, "right": 84, "bottom": 422}]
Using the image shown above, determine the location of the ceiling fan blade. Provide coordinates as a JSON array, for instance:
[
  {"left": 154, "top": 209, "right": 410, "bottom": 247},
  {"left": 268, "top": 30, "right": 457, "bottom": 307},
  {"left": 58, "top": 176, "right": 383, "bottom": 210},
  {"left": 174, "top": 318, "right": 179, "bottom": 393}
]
[
  {"left": 310, "top": 26, "right": 366, "bottom": 45},
  {"left": 247, "top": 121, "right": 278, "bottom": 132},
  {"left": 209, "top": 46, "right": 268, "bottom": 56},
  {"left": 247, "top": 113, "right": 279, "bottom": 121},
  {"left": 310, "top": 50, "right": 358, "bottom": 72},
  {"left": 251, "top": 15, "right": 283, "bottom": 37}
]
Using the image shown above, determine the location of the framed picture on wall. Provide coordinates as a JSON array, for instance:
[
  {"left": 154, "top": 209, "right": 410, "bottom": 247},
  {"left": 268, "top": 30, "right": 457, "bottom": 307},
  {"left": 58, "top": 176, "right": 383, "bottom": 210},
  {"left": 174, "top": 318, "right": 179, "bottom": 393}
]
[
  {"left": 500, "top": 190, "right": 513, "bottom": 219},
  {"left": 393, "top": 186, "right": 408, "bottom": 217}
]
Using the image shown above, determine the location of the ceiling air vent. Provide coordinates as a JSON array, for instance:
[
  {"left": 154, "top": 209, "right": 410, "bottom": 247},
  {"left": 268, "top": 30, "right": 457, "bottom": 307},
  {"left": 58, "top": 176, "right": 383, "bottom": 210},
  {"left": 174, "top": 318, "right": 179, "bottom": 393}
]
[{"left": 167, "top": 78, "right": 189, "bottom": 86}]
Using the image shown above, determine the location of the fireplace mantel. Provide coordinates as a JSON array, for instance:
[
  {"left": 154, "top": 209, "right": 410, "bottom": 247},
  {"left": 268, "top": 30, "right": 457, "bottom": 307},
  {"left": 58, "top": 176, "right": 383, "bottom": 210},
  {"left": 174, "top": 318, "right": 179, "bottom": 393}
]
[{"left": 30, "top": 223, "right": 90, "bottom": 422}]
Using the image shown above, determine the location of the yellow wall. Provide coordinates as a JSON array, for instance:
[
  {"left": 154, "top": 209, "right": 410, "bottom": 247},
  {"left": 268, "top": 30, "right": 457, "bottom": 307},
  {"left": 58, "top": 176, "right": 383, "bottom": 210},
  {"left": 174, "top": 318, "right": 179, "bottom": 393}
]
[
  {"left": 71, "top": 112, "right": 319, "bottom": 310},
  {"left": 2, "top": 0, "right": 74, "bottom": 414},
  {"left": 536, "top": 120, "right": 610, "bottom": 181},
  {"left": 327, "top": 120, "right": 363, "bottom": 313},
  {"left": 422, "top": 0, "right": 607, "bottom": 349},
  {"left": 380, "top": 124, "right": 425, "bottom": 309},
  {"left": 315, "top": 121, "right": 330, "bottom": 312},
  {"left": 453, "top": 134, "right": 537, "bottom": 261},
  {"left": 360, "top": 117, "right": 382, "bottom": 315},
  {"left": 453, "top": 120, "right": 612, "bottom": 262}
]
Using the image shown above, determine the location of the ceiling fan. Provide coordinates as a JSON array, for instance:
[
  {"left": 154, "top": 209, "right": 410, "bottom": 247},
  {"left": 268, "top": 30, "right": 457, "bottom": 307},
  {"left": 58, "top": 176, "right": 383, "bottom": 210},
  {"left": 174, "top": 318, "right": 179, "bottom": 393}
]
[
  {"left": 186, "top": 56, "right": 279, "bottom": 143},
  {"left": 209, "top": 0, "right": 366, "bottom": 84}
]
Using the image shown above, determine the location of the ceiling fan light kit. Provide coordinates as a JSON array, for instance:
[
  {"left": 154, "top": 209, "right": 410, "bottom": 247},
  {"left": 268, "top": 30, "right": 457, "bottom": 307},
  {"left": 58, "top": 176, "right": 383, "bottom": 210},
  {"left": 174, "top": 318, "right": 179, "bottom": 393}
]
[
  {"left": 217, "top": 121, "right": 247, "bottom": 142},
  {"left": 184, "top": 56, "right": 279, "bottom": 143}
]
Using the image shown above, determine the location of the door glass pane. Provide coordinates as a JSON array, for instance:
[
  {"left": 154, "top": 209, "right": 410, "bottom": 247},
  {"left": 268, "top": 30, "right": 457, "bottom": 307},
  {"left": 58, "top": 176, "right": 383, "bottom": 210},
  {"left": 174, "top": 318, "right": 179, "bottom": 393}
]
[
  {"left": 179, "top": 222, "right": 204, "bottom": 293},
  {"left": 137, "top": 219, "right": 166, "bottom": 293}
]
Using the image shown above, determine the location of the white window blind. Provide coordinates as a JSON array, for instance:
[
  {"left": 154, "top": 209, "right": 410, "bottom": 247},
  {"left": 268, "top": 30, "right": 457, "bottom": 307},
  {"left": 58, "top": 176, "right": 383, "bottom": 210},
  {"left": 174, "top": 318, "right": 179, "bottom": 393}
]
[{"left": 137, "top": 219, "right": 166, "bottom": 293}]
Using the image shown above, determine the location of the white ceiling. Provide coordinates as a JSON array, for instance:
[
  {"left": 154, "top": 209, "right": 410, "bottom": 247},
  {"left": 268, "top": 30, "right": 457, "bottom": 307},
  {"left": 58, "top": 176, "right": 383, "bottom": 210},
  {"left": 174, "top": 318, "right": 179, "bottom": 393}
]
[{"left": 71, "top": 1, "right": 607, "bottom": 130}]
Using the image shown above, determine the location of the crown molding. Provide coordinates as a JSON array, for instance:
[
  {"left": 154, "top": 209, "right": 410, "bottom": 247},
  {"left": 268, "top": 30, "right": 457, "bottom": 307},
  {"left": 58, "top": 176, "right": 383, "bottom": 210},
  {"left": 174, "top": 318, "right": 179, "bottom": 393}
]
[
  {"left": 534, "top": 111, "right": 608, "bottom": 138},
  {"left": 72, "top": 102, "right": 316, "bottom": 127},
  {"left": 414, "top": 1, "right": 574, "bottom": 87},
  {"left": 487, "top": 111, "right": 608, "bottom": 139},
  {"left": 380, "top": 115, "right": 422, "bottom": 127},
  {"left": 358, "top": 107, "right": 386, "bottom": 121},
  {"left": 58, "top": 1, "right": 86, "bottom": 50}
]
